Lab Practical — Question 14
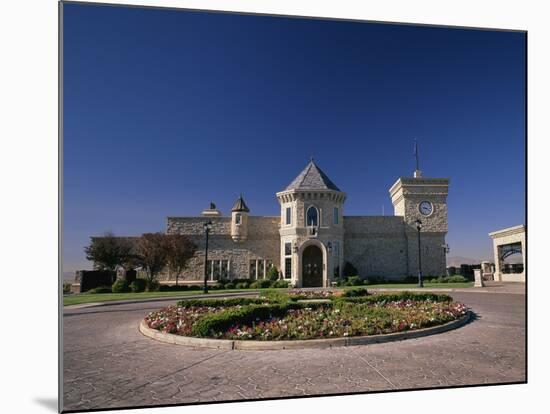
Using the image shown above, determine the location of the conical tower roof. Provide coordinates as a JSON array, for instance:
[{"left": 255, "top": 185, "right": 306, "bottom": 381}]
[
  {"left": 231, "top": 194, "right": 250, "bottom": 212},
  {"left": 284, "top": 160, "right": 341, "bottom": 192}
]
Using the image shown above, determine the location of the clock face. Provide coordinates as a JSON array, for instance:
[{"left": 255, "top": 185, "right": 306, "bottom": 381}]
[{"left": 419, "top": 201, "right": 433, "bottom": 216}]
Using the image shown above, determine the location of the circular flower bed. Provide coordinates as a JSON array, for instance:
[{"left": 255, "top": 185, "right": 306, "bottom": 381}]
[{"left": 144, "top": 291, "right": 468, "bottom": 341}]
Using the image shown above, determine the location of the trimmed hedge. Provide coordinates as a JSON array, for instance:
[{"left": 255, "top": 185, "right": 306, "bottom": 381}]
[
  {"left": 191, "top": 303, "right": 303, "bottom": 337},
  {"left": 342, "top": 287, "right": 369, "bottom": 297},
  {"left": 430, "top": 275, "right": 468, "bottom": 283},
  {"left": 87, "top": 285, "right": 112, "bottom": 294},
  {"left": 336, "top": 291, "right": 452, "bottom": 304},
  {"left": 111, "top": 279, "right": 130, "bottom": 293},
  {"left": 146, "top": 279, "right": 160, "bottom": 292},
  {"left": 130, "top": 279, "right": 146, "bottom": 293},
  {"left": 176, "top": 297, "right": 270, "bottom": 308}
]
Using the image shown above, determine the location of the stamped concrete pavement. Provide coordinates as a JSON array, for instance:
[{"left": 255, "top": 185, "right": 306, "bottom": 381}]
[{"left": 62, "top": 288, "right": 526, "bottom": 411}]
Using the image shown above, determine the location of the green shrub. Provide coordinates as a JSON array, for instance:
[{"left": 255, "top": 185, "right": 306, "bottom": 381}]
[
  {"left": 402, "top": 276, "right": 420, "bottom": 283},
  {"left": 63, "top": 282, "right": 72, "bottom": 294},
  {"left": 345, "top": 276, "right": 363, "bottom": 286},
  {"left": 146, "top": 279, "right": 160, "bottom": 292},
  {"left": 446, "top": 275, "right": 468, "bottom": 283},
  {"left": 177, "top": 297, "right": 269, "bottom": 308},
  {"left": 255, "top": 279, "right": 272, "bottom": 289},
  {"left": 111, "top": 279, "right": 130, "bottom": 293},
  {"left": 87, "top": 285, "right": 112, "bottom": 294},
  {"left": 235, "top": 281, "right": 249, "bottom": 289},
  {"left": 267, "top": 266, "right": 280, "bottom": 281},
  {"left": 191, "top": 303, "right": 301, "bottom": 337},
  {"left": 336, "top": 291, "right": 453, "bottom": 304},
  {"left": 343, "top": 262, "right": 358, "bottom": 277},
  {"left": 260, "top": 289, "right": 290, "bottom": 302},
  {"left": 249, "top": 281, "right": 259, "bottom": 289},
  {"left": 130, "top": 279, "right": 147, "bottom": 293},
  {"left": 217, "top": 278, "right": 229, "bottom": 287},
  {"left": 272, "top": 279, "right": 289, "bottom": 288},
  {"left": 342, "top": 287, "right": 369, "bottom": 297},
  {"left": 224, "top": 282, "right": 235, "bottom": 289},
  {"left": 365, "top": 276, "right": 384, "bottom": 285}
]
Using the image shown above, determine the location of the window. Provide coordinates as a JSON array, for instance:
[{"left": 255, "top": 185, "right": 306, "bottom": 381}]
[
  {"left": 285, "top": 258, "right": 292, "bottom": 279},
  {"left": 206, "top": 260, "right": 230, "bottom": 280},
  {"left": 235, "top": 213, "right": 241, "bottom": 225},
  {"left": 285, "top": 207, "right": 292, "bottom": 225},
  {"left": 257, "top": 259, "right": 265, "bottom": 278},
  {"left": 221, "top": 260, "right": 229, "bottom": 279},
  {"left": 333, "top": 207, "right": 339, "bottom": 225},
  {"left": 285, "top": 242, "right": 292, "bottom": 256},
  {"left": 213, "top": 260, "right": 221, "bottom": 280},
  {"left": 306, "top": 206, "right": 318, "bottom": 227},
  {"left": 249, "top": 260, "right": 257, "bottom": 279}
]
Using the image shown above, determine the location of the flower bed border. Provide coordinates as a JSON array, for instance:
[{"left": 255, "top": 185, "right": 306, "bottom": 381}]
[{"left": 139, "top": 311, "right": 471, "bottom": 351}]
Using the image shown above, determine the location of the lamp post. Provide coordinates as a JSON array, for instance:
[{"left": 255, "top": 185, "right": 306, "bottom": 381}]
[
  {"left": 203, "top": 221, "right": 212, "bottom": 294},
  {"left": 415, "top": 219, "right": 423, "bottom": 288},
  {"left": 327, "top": 242, "right": 333, "bottom": 288},
  {"left": 441, "top": 243, "right": 450, "bottom": 275}
]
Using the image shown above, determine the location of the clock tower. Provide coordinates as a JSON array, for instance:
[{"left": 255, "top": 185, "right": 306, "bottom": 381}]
[{"left": 389, "top": 173, "right": 450, "bottom": 276}]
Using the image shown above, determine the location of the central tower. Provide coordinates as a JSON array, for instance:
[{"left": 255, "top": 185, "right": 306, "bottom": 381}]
[{"left": 276, "top": 160, "right": 346, "bottom": 288}]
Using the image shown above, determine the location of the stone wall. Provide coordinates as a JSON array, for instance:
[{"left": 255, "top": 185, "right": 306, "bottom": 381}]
[
  {"left": 343, "top": 216, "right": 408, "bottom": 279},
  {"left": 165, "top": 216, "right": 280, "bottom": 280},
  {"left": 343, "top": 216, "right": 446, "bottom": 279}
]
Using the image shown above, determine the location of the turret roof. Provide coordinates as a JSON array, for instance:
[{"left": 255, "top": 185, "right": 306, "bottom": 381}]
[
  {"left": 231, "top": 194, "right": 250, "bottom": 212},
  {"left": 284, "top": 160, "right": 341, "bottom": 192}
]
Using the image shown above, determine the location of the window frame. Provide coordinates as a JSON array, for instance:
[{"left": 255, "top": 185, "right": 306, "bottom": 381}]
[
  {"left": 284, "top": 257, "right": 292, "bottom": 279},
  {"left": 285, "top": 207, "right": 292, "bottom": 225},
  {"left": 306, "top": 205, "right": 319, "bottom": 227}
]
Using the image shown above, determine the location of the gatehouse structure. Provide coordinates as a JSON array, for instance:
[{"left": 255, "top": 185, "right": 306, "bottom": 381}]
[
  {"left": 489, "top": 225, "right": 526, "bottom": 282},
  {"left": 165, "top": 160, "right": 450, "bottom": 287}
]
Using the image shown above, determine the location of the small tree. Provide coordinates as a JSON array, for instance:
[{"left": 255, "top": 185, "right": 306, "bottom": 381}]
[
  {"left": 135, "top": 233, "right": 168, "bottom": 282},
  {"left": 267, "top": 265, "right": 279, "bottom": 281},
  {"left": 165, "top": 234, "right": 197, "bottom": 286},
  {"left": 84, "top": 232, "right": 133, "bottom": 281},
  {"left": 343, "top": 261, "right": 358, "bottom": 277}
]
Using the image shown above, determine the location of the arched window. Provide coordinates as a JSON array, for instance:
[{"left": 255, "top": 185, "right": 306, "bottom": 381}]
[
  {"left": 306, "top": 206, "right": 318, "bottom": 227},
  {"left": 235, "top": 213, "right": 241, "bottom": 225}
]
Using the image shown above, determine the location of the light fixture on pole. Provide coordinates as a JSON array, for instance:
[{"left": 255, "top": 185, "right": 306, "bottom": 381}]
[
  {"left": 203, "top": 221, "right": 213, "bottom": 294},
  {"left": 415, "top": 219, "right": 423, "bottom": 288}
]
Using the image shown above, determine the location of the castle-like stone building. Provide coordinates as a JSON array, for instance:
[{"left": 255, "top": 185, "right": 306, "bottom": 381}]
[{"left": 166, "top": 160, "right": 450, "bottom": 287}]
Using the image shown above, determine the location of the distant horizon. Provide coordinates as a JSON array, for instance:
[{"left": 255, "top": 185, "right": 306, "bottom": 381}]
[{"left": 62, "top": 4, "right": 525, "bottom": 273}]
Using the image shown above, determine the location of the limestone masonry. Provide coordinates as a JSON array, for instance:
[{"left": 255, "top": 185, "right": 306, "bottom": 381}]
[{"left": 164, "top": 160, "right": 450, "bottom": 287}]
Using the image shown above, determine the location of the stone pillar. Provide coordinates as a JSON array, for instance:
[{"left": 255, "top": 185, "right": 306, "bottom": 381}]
[{"left": 474, "top": 269, "right": 485, "bottom": 287}]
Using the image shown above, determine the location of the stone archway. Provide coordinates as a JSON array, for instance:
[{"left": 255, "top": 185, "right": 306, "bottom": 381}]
[{"left": 302, "top": 245, "right": 323, "bottom": 287}]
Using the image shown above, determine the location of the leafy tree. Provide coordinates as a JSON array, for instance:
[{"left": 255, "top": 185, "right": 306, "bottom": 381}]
[
  {"left": 84, "top": 231, "right": 132, "bottom": 274},
  {"left": 135, "top": 232, "right": 169, "bottom": 282},
  {"left": 164, "top": 234, "right": 197, "bottom": 286}
]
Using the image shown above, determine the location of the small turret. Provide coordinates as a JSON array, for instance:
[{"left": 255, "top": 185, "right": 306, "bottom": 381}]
[{"left": 231, "top": 194, "right": 249, "bottom": 243}]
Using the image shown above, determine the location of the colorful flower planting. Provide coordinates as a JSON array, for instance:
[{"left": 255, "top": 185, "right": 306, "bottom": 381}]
[{"left": 144, "top": 292, "right": 468, "bottom": 340}]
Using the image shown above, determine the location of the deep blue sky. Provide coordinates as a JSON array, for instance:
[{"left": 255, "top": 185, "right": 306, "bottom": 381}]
[{"left": 63, "top": 3, "right": 525, "bottom": 272}]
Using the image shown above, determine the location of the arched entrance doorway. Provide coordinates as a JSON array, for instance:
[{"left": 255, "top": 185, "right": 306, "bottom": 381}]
[{"left": 302, "top": 245, "right": 323, "bottom": 287}]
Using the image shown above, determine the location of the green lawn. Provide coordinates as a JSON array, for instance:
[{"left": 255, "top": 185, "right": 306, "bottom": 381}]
[
  {"left": 63, "top": 289, "right": 252, "bottom": 306},
  {"left": 63, "top": 283, "right": 473, "bottom": 306}
]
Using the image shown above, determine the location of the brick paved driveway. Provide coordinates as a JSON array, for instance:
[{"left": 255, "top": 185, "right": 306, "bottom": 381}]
[{"left": 62, "top": 290, "right": 526, "bottom": 411}]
